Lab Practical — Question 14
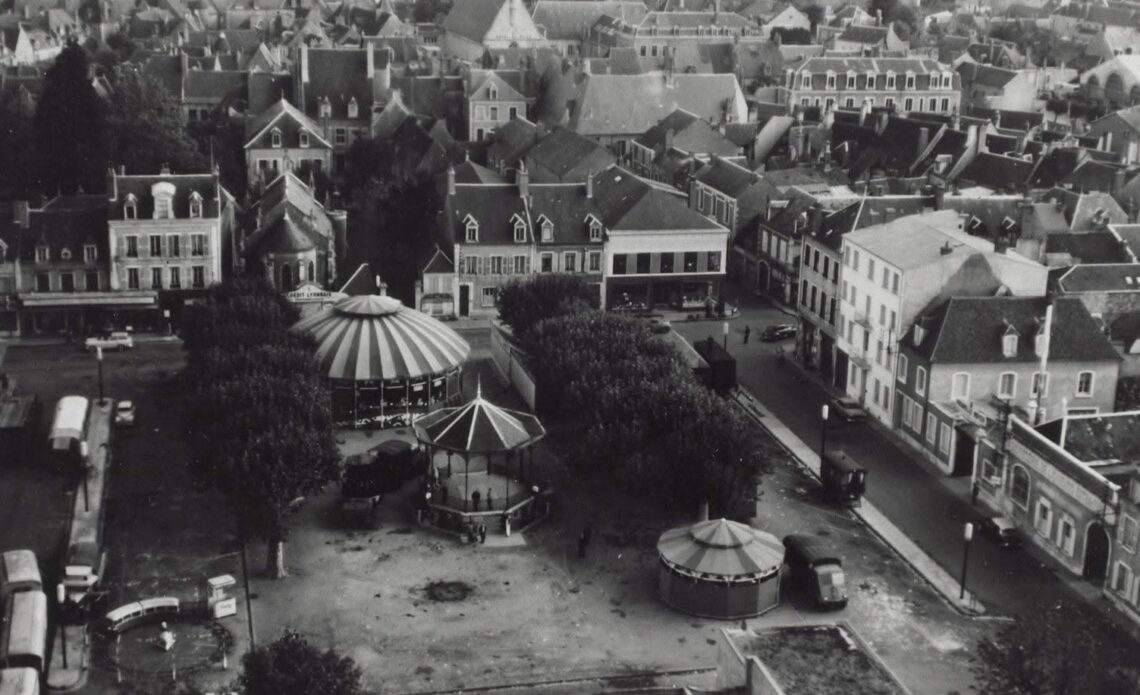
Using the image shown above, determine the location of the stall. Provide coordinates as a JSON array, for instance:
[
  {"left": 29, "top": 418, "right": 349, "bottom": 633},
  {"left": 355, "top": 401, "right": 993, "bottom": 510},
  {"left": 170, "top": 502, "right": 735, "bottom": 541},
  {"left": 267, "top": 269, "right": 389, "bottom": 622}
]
[
  {"left": 657, "top": 518, "right": 784, "bottom": 620},
  {"left": 292, "top": 295, "right": 471, "bottom": 427}
]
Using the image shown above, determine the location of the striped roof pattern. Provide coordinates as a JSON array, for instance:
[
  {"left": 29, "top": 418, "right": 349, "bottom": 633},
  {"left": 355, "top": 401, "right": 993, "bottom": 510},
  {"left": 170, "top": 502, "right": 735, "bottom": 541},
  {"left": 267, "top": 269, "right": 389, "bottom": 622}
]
[
  {"left": 657, "top": 518, "right": 783, "bottom": 578},
  {"left": 293, "top": 296, "right": 470, "bottom": 382},
  {"left": 414, "top": 389, "right": 545, "bottom": 454}
]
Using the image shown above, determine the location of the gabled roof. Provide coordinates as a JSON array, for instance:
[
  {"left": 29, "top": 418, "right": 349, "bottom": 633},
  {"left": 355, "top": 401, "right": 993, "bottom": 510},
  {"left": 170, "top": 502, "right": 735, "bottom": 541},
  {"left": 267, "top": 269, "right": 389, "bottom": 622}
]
[
  {"left": 567, "top": 72, "right": 742, "bottom": 136},
  {"left": 526, "top": 126, "right": 615, "bottom": 179},
  {"left": 244, "top": 97, "right": 331, "bottom": 148},
  {"left": 957, "top": 152, "right": 1033, "bottom": 192},
  {"left": 245, "top": 173, "right": 332, "bottom": 256},
  {"left": 1045, "top": 231, "right": 1134, "bottom": 264},
  {"left": 422, "top": 246, "right": 455, "bottom": 275},
  {"left": 1055, "top": 263, "right": 1140, "bottom": 293},
  {"left": 486, "top": 117, "right": 538, "bottom": 168},
  {"left": 530, "top": 0, "right": 648, "bottom": 41},
  {"left": 637, "top": 108, "right": 740, "bottom": 157},
  {"left": 443, "top": 0, "right": 541, "bottom": 41},
  {"left": 693, "top": 156, "right": 760, "bottom": 197},
  {"left": 905, "top": 296, "right": 1118, "bottom": 364},
  {"left": 110, "top": 172, "right": 220, "bottom": 220},
  {"left": 836, "top": 24, "right": 887, "bottom": 44},
  {"left": 592, "top": 166, "right": 724, "bottom": 232}
]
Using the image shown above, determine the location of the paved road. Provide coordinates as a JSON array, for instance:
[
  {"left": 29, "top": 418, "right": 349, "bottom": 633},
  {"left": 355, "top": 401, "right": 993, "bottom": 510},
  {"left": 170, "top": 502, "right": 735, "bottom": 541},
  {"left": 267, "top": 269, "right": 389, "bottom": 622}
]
[{"left": 673, "top": 290, "right": 1078, "bottom": 617}]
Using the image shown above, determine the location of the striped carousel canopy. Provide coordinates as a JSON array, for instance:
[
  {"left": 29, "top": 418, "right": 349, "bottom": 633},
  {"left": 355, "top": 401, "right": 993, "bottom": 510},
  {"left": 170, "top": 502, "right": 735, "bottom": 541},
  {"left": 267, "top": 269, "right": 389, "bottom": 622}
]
[
  {"left": 657, "top": 518, "right": 784, "bottom": 580},
  {"left": 293, "top": 295, "right": 471, "bottom": 382},
  {"left": 414, "top": 386, "right": 546, "bottom": 455}
]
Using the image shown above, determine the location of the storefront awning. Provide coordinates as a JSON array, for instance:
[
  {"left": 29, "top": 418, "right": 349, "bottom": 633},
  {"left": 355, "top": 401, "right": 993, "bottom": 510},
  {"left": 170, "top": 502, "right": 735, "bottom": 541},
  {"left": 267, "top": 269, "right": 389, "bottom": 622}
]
[{"left": 20, "top": 291, "right": 158, "bottom": 308}]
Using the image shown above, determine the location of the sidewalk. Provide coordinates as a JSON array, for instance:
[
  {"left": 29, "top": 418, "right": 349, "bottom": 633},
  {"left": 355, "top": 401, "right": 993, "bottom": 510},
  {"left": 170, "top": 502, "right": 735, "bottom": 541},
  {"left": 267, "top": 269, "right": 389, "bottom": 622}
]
[{"left": 734, "top": 388, "right": 985, "bottom": 616}]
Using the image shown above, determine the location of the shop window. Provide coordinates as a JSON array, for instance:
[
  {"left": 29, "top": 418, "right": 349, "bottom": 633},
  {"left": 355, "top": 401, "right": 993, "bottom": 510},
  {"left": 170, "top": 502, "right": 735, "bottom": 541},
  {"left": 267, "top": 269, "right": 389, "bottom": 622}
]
[
  {"left": 660, "top": 254, "right": 674, "bottom": 273},
  {"left": 1034, "top": 498, "right": 1053, "bottom": 537},
  {"left": 1010, "top": 465, "right": 1029, "bottom": 508}
]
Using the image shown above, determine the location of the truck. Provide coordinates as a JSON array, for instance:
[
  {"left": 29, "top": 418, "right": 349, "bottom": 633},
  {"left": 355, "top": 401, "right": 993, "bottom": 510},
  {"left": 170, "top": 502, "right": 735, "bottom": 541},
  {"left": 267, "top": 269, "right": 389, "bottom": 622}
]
[
  {"left": 341, "top": 440, "right": 416, "bottom": 528},
  {"left": 782, "top": 534, "right": 848, "bottom": 610}
]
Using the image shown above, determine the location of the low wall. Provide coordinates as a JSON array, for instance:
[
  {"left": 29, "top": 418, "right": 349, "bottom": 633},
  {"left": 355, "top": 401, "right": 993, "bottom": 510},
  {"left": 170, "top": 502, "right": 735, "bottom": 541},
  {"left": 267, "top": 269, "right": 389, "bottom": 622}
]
[{"left": 489, "top": 323, "right": 537, "bottom": 411}]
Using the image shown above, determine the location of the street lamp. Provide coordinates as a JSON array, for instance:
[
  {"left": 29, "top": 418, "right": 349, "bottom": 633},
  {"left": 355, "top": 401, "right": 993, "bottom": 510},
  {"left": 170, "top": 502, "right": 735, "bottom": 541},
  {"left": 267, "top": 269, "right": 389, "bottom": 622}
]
[
  {"left": 79, "top": 441, "right": 90, "bottom": 513},
  {"left": 959, "top": 522, "right": 974, "bottom": 600},
  {"left": 722, "top": 321, "right": 729, "bottom": 351},
  {"left": 55, "top": 583, "right": 68, "bottom": 669},
  {"left": 96, "top": 346, "right": 105, "bottom": 406},
  {"left": 820, "top": 404, "right": 830, "bottom": 466}
]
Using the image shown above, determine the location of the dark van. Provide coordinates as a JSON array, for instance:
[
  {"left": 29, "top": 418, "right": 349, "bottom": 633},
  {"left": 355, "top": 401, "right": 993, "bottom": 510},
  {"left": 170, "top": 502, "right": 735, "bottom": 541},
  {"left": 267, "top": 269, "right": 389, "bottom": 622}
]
[{"left": 783, "top": 534, "right": 848, "bottom": 609}]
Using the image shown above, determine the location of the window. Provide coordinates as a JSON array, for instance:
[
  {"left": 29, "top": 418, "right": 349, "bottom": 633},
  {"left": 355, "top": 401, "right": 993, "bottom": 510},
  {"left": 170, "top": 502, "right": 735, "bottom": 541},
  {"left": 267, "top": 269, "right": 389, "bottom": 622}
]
[
  {"left": 488, "top": 86, "right": 498, "bottom": 100},
  {"left": 897, "top": 354, "right": 908, "bottom": 383},
  {"left": 481, "top": 287, "right": 496, "bottom": 307},
  {"left": 879, "top": 304, "right": 886, "bottom": 326},
  {"left": 982, "top": 458, "right": 998, "bottom": 483},
  {"left": 940, "top": 423, "right": 952, "bottom": 455},
  {"left": 489, "top": 106, "right": 499, "bottom": 120},
  {"left": 881, "top": 266, "right": 889, "bottom": 289},
  {"left": 128, "top": 268, "right": 140, "bottom": 290},
  {"left": 335, "top": 128, "right": 347, "bottom": 145},
  {"left": 661, "top": 254, "right": 674, "bottom": 273},
  {"left": 189, "top": 193, "right": 203, "bottom": 219},
  {"left": 1003, "top": 332, "right": 1018, "bottom": 357},
  {"left": 490, "top": 256, "right": 503, "bottom": 275},
  {"left": 347, "top": 98, "right": 358, "bottom": 119},
  {"left": 801, "top": 72, "right": 811, "bottom": 88},
  {"left": 319, "top": 98, "right": 331, "bottom": 118},
  {"left": 85, "top": 271, "right": 99, "bottom": 291},
  {"left": 151, "top": 267, "right": 163, "bottom": 289},
  {"left": 155, "top": 195, "right": 171, "bottom": 219},
  {"left": 905, "top": 73, "right": 915, "bottom": 89},
  {"left": 636, "top": 253, "right": 651, "bottom": 274},
  {"left": 35, "top": 246, "right": 48, "bottom": 263},
  {"left": 1034, "top": 498, "right": 1053, "bottom": 537},
  {"left": 901, "top": 395, "right": 913, "bottom": 427},
  {"left": 683, "top": 252, "right": 697, "bottom": 272},
  {"left": 998, "top": 372, "right": 1016, "bottom": 399},
  {"left": 822, "top": 256, "right": 830, "bottom": 279},
  {"left": 466, "top": 219, "right": 479, "bottom": 242},
  {"left": 299, "top": 131, "right": 309, "bottom": 148},
  {"left": 1114, "top": 562, "right": 1133, "bottom": 596},
  {"left": 541, "top": 220, "right": 553, "bottom": 242},
  {"left": 926, "top": 413, "right": 938, "bottom": 445},
  {"left": 951, "top": 372, "right": 970, "bottom": 400},
  {"left": 271, "top": 128, "right": 282, "bottom": 148},
  {"left": 1122, "top": 515, "right": 1139, "bottom": 552},
  {"left": 589, "top": 219, "right": 602, "bottom": 241},
  {"left": 84, "top": 245, "right": 97, "bottom": 263},
  {"left": 35, "top": 273, "right": 49, "bottom": 292},
  {"left": 588, "top": 251, "right": 601, "bottom": 272},
  {"left": 1010, "top": 465, "right": 1030, "bottom": 508},
  {"left": 891, "top": 273, "right": 899, "bottom": 294},
  {"left": 564, "top": 253, "right": 576, "bottom": 273},
  {"left": 1057, "top": 514, "right": 1075, "bottom": 556},
  {"left": 126, "top": 236, "right": 139, "bottom": 258},
  {"left": 867, "top": 258, "right": 875, "bottom": 280},
  {"left": 169, "top": 267, "right": 181, "bottom": 289},
  {"left": 916, "top": 366, "right": 927, "bottom": 396},
  {"left": 513, "top": 220, "right": 526, "bottom": 243},
  {"left": 886, "top": 73, "right": 896, "bottom": 89},
  {"left": 709, "top": 252, "right": 721, "bottom": 272},
  {"left": 166, "top": 235, "right": 180, "bottom": 258},
  {"left": 613, "top": 255, "right": 627, "bottom": 274},
  {"left": 541, "top": 253, "right": 554, "bottom": 272},
  {"left": 149, "top": 235, "right": 163, "bottom": 257},
  {"left": 514, "top": 255, "right": 528, "bottom": 274},
  {"left": 509, "top": 107, "right": 518, "bottom": 119},
  {"left": 191, "top": 235, "right": 206, "bottom": 256},
  {"left": 1077, "top": 371, "right": 1094, "bottom": 397},
  {"left": 464, "top": 256, "right": 479, "bottom": 275},
  {"left": 124, "top": 195, "right": 137, "bottom": 219},
  {"left": 58, "top": 272, "right": 75, "bottom": 293},
  {"left": 904, "top": 97, "right": 913, "bottom": 111},
  {"left": 1031, "top": 372, "right": 1049, "bottom": 397}
]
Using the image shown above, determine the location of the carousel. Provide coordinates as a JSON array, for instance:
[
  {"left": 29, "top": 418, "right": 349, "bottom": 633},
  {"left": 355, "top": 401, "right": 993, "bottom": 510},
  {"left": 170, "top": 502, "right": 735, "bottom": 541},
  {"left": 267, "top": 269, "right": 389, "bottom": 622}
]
[
  {"left": 292, "top": 295, "right": 471, "bottom": 427},
  {"left": 657, "top": 518, "right": 785, "bottom": 619},
  {"left": 413, "top": 384, "right": 547, "bottom": 536}
]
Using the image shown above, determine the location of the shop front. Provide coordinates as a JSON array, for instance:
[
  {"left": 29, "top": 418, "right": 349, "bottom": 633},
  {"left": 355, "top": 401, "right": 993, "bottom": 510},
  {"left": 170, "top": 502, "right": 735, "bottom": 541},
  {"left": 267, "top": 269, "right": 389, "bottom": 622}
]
[
  {"left": 18, "top": 291, "right": 160, "bottom": 336},
  {"left": 607, "top": 275, "right": 722, "bottom": 312}
]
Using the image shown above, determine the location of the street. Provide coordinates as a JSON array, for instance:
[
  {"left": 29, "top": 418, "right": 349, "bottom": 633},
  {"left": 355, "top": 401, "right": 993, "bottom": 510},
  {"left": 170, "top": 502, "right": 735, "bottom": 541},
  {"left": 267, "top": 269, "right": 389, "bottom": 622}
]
[{"left": 672, "top": 289, "right": 1080, "bottom": 617}]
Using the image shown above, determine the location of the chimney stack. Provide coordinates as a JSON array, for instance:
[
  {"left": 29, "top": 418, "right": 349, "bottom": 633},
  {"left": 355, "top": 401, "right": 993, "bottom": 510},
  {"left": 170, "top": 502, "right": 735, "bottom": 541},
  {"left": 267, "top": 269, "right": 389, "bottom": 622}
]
[
  {"left": 916, "top": 126, "right": 930, "bottom": 158},
  {"left": 518, "top": 162, "right": 529, "bottom": 199},
  {"left": 446, "top": 166, "right": 455, "bottom": 196},
  {"left": 586, "top": 171, "right": 594, "bottom": 199}
]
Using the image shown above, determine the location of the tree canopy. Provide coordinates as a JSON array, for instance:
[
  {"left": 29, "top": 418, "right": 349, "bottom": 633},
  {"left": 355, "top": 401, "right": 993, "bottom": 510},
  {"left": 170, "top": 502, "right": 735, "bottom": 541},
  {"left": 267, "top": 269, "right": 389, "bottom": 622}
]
[
  {"left": 240, "top": 630, "right": 364, "bottom": 695},
  {"left": 107, "top": 69, "right": 208, "bottom": 176},
  {"left": 973, "top": 601, "right": 1140, "bottom": 695},
  {"left": 35, "top": 40, "right": 109, "bottom": 194},
  {"left": 496, "top": 274, "right": 598, "bottom": 339},
  {"left": 183, "top": 277, "right": 340, "bottom": 578}
]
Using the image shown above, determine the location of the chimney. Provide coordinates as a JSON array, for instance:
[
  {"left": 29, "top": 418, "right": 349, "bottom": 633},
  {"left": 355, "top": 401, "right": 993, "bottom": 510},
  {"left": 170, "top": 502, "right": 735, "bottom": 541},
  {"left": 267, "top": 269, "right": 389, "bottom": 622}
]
[
  {"left": 951, "top": 111, "right": 961, "bottom": 132},
  {"left": 586, "top": 171, "right": 594, "bottom": 199},
  {"left": 446, "top": 166, "right": 455, "bottom": 196},
  {"left": 518, "top": 162, "right": 529, "bottom": 199},
  {"left": 859, "top": 98, "right": 872, "bottom": 126},
  {"left": 301, "top": 43, "right": 310, "bottom": 85},
  {"left": 916, "top": 127, "right": 930, "bottom": 158},
  {"left": 367, "top": 45, "right": 375, "bottom": 78},
  {"left": 698, "top": 500, "right": 709, "bottom": 521},
  {"left": 876, "top": 110, "right": 889, "bottom": 134},
  {"left": 809, "top": 203, "right": 824, "bottom": 235},
  {"left": 876, "top": 8, "right": 883, "bottom": 25},
  {"left": 932, "top": 184, "right": 945, "bottom": 210},
  {"left": 940, "top": 241, "right": 953, "bottom": 255}
]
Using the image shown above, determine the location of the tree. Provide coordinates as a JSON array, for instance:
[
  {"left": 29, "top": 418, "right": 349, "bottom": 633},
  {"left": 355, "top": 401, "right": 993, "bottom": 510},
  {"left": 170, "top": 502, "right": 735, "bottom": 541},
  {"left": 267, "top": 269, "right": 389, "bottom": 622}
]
[
  {"left": 496, "top": 274, "right": 598, "bottom": 338},
  {"left": 803, "top": 4, "right": 825, "bottom": 31},
  {"left": 240, "top": 630, "right": 364, "bottom": 695},
  {"left": 0, "top": 89, "right": 36, "bottom": 198},
  {"left": 770, "top": 27, "right": 813, "bottom": 44},
  {"left": 1117, "top": 376, "right": 1140, "bottom": 410},
  {"left": 35, "top": 40, "right": 109, "bottom": 194},
  {"left": 107, "top": 69, "right": 208, "bottom": 175},
  {"left": 974, "top": 602, "right": 1140, "bottom": 695},
  {"left": 184, "top": 278, "right": 339, "bottom": 578}
]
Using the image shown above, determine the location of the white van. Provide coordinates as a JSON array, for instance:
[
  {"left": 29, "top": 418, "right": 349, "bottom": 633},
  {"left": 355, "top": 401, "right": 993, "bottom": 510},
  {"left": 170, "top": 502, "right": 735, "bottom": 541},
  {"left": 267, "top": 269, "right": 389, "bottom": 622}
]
[{"left": 63, "top": 542, "right": 105, "bottom": 604}]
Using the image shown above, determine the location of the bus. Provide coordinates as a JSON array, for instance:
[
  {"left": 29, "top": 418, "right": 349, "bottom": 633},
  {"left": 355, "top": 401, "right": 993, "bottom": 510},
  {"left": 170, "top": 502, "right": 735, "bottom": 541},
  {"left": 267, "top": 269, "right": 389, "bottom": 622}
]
[
  {"left": 0, "top": 552, "right": 40, "bottom": 601},
  {"left": 48, "top": 396, "right": 89, "bottom": 468},
  {"left": 0, "top": 591, "right": 47, "bottom": 672},
  {"left": 0, "top": 668, "right": 39, "bottom": 695}
]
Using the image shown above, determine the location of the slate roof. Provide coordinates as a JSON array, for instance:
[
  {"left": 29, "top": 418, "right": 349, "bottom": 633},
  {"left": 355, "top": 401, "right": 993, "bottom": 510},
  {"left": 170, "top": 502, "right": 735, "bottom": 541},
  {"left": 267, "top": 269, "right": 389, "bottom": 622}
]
[
  {"left": 957, "top": 152, "right": 1033, "bottom": 192},
  {"left": 965, "top": 106, "right": 1043, "bottom": 132},
  {"left": 247, "top": 72, "right": 293, "bottom": 114},
  {"left": 442, "top": 0, "right": 517, "bottom": 41},
  {"left": 486, "top": 117, "right": 538, "bottom": 170},
  {"left": 567, "top": 72, "right": 741, "bottom": 136},
  {"left": 245, "top": 173, "right": 332, "bottom": 255},
  {"left": 452, "top": 160, "right": 506, "bottom": 184},
  {"left": 1060, "top": 160, "right": 1127, "bottom": 195},
  {"left": 526, "top": 126, "right": 614, "bottom": 179},
  {"left": 845, "top": 209, "right": 1003, "bottom": 270},
  {"left": 22, "top": 195, "right": 110, "bottom": 263},
  {"left": 244, "top": 97, "right": 331, "bottom": 148},
  {"left": 422, "top": 247, "right": 454, "bottom": 275},
  {"left": 693, "top": 156, "right": 759, "bottom": 197},
  {"left": 637, "top": 109, "right": 739, "bottom": 157},
  {"left": 906, "top": 296, "right": 1118, "bottom": 364},
  {"left": 1055, "top": 263, "right": 1140, "bottom": 293},
  {"left": 530, "top": 0, "right": 648, "bottom": 41},
  {"left": 110, "top": 173, "right": 220, "bottom": 220},
  {"left": 1045, "top": 231, "right": 1133, "bottom": 264},
  {"left": 849, "top": 117, "right": 943, "bottom": 180},
  {"left": 183, "top": 69, "right": 247, "bottom": 102},
  {"left": 1112, "top": 223, "right": 1140, "bottom": 259},
  {"left": 302, "top": 47, "right": 386, "bottom": 119},
  {"left": 836, "top": 24, "right": 887, "bottom": 44},
  {"left": 591, "top": 166, "right": 723, "bottom": 232},
  {"left": 956, "top": 62, "right": 1018, "bottom": 89},
  {"left": 450, "top": 179, "right": 603, "bottom": 246}
]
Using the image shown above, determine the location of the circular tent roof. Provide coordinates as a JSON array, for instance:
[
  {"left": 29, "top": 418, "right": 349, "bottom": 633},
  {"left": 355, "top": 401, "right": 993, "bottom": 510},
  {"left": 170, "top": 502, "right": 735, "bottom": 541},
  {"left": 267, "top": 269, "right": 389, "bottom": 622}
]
[
  {"left": 657, "top": 518, "right": 784, "bottom": 581},
  {"left": 293, "top": 295, "right": 471, "bottom": 382},
  {"left": 414, "top": 387, "right": 546, "bottom": 455}
]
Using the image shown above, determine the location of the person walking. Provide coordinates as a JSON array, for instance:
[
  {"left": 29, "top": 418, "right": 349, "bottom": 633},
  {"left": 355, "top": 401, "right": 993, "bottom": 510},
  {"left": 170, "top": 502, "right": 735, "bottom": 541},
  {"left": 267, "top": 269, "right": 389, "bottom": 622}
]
[
  {"left": 479, "top": 523, "right": 487, "bottom": 544},
  {"left": 486, "top": 487, "right": 494, "bottom": 510},
  {"left": 472, "top": 490, "right": 481, "bottom": 511},
  {"left": 743, "top": 325, "right": 750, "bottom": 344}
]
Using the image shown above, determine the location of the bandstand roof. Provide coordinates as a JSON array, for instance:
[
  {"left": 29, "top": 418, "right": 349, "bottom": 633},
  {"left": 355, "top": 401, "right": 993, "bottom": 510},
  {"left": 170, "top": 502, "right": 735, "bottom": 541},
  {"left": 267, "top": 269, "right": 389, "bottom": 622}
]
[
  {"left": 414, "top": 388, "right": 545, "bottom": 454},
  {"left": 657, "top": 518, "right": 784, "bottom": 579},
  {"left": 292, "top": 295, "right": 470, "bottom": 382}
]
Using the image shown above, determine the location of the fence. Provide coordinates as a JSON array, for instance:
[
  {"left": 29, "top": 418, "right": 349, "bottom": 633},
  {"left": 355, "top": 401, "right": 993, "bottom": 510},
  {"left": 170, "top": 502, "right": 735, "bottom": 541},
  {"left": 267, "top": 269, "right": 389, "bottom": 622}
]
[{"left": 489, "top": 323, "right": 537, "bottom": 411}]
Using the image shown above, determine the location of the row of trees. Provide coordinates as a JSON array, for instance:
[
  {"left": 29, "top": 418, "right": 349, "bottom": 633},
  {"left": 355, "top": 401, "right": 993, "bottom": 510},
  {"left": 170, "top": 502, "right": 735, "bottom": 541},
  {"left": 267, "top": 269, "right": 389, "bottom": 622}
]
[
  {"left": 182, "top": 277, "right": 341, "bottom": 578},
  {"left": 497, "top": 276, "right": 769, "bottom": 519}
]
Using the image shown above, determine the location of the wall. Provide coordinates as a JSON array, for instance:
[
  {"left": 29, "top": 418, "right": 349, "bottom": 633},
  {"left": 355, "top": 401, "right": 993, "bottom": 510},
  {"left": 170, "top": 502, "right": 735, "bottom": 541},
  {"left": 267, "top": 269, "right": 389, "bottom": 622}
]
[
  {"left": 490, "top": 323, "right": 537, "bottom": 410},
  {"left": 926, "top": 359, "right": 1119, "bottom": 418}
]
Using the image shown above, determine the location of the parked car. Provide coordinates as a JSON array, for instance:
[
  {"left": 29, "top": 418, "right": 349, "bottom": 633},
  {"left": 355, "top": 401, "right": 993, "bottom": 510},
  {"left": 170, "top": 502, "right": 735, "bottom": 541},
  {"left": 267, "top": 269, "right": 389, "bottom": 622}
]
[
  {"left": 761, "top": 324, "right": 796, "bottom": 341},
  {"left": 980, "top": 515, "right": 1020, "bottom": 549},
  {"left": 648, "top": 317, "right": 672, "bottom": 334},
  {"left": 114, "top": 400, "right": 136, "bottom": 427},
  {"left": 829, "top": 395, "right": 867, "bottom": 421},
  {"left": 85, "top": 332, "right": 133, "bottom": 351}
]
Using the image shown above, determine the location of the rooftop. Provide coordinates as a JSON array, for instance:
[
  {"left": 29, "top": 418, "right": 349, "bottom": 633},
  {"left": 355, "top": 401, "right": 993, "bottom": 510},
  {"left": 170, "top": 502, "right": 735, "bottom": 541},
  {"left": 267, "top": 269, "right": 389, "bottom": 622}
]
[{"left": 844, "top": 209, "right": 999, "bottom": 269}]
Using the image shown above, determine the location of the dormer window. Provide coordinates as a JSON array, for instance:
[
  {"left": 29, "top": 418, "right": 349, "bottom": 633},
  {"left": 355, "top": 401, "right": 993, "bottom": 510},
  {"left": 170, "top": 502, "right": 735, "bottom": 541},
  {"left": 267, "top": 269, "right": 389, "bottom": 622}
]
[
  {"left": 801, "top": 71, "right": 812, "bottom": 89},
  {"left": 319, "top": 97, "right": 331, "bottom": 118},
  {"left": 905, "top": 72, "right": 915, "bottom": 90},
  {"left": 124, "top": 194, "right": 138, "bottom": 220},
  {"left": 35, "top": 245, "right": 49, "bottom": 263},
  {"left": 464, "top": 215, "right": 479, "bottom": 242},
  {"left": 189, "top": 191, "right": 203, "bottom": 219},
  {"left": 588, "top": 217, "right": 602, "bottom": 242},
  {"left": 488, "top": 85, "right": 498, "bottom": 100},
  {"left": 540, "top": 218, "right": 553, "bottom": 242},
  {"left": 513, "top": 217, "right": 526, "bottom": 243},
  {"left": 271, "top": 128, "right": 282, "bottom": 148},
  {"left": 299, "top": 130, "right": 309, "bottom": 148},
  {"left": 347, "top": 97, "right": 358, "bottom": 119},
  {"left": 826, "top": 71, "right": 836, "bottom": 89},
  {"left": 60, "top": 247, "right": 72, "bottom": 261},
  {"left": 866, "top": 71, "right": 876, "bottom": 87},
  {"left": 1002, "top": 323, "right": 1019, "bottom": 358},
  {"left": 846, "top": 71, "right": 856, "bottom": 89}
]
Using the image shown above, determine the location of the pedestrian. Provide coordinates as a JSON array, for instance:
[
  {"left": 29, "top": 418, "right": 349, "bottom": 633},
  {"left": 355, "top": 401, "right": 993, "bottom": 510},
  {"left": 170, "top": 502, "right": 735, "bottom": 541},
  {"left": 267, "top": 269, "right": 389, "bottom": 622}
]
[
  {"left": 157, "top": 622, "right": 175, "bottom": 652},
  {"left": 971, "top": 481, "right": 980, "bottom": 506},
  {"left": 472, "top": 490, "right": 481, "bottom": 511},
  {"left": 743, "top": 325, "right": 750, "bottom": 344},
  {"left": 479, "top": 523, "right": 487, "bottom": 544},
  {"left": 486, "top": 487, "right": 494, "bottom": 510}
]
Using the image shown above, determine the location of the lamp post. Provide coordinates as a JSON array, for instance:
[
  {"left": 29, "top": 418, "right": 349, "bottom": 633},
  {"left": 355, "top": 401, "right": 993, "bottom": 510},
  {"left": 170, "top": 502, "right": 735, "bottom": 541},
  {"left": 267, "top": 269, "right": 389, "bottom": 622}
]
[
  {"left": 79, "top": 441, "right": 90, "bottom": 513},
  {"left": 56, "top": 583, "right": 68, "bottom": 669},
  {"left": 96, "top": 346, "right": 105, "bottom": 406},
  {"left": 820, "top": 404, "right": 829, "bottom": 465},
  {"left": 959, "top": 522, "right": 974, "bottom": 600},
  {"left": 722, "top": 321, "right": 729, "bottom": 351},
  {"left": 238, "top": 532, "right": 256, "bottom": 651}
]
